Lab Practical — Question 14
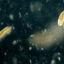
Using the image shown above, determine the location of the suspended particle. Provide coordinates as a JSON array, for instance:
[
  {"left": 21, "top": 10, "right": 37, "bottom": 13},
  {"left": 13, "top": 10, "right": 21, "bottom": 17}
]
[
  {"left": 51, "top": 59, "right": 56, "bottom": 64},
  {"left": 4, "top": 52, "right": 7, "bottom": 56},
  {"left": 29, "top": 46, "right": 32, "bottom": 51},
  {"left": 12, "top": 40, "right": 17, "bottom": 45},
  {"left": 57, "top": 57, "right": 61, "bottom": 61},
  {"left": 9, "top": 14, "right": 14, "bottom": 20},
  {"left": 18, "top": 12, "right": 22, "bottom": 18},
  {"left": 30, "top": 1, "right": 42, "bottom": 12},
  {"left": 12, "top": 57, "right": 17, "bottom": 64}
]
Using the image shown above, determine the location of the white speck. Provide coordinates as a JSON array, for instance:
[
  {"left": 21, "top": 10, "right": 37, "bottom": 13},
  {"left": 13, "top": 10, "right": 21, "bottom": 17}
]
[
  {"left": 29, "top": 47, "right": 32, "bottom": 51},
  {"left": 30, "top": 34, "right": 34, "bottom": 38},
  {"left": 9, "top": 14, "right": 14, "bottom": 20},
  {"left": 58, "top": 57, "right": 61, "bottom": 61},
  {"left": 29, "top": 59, "right": 32, "bottom": 64},
  {"left": 18, "top": 12, "right": 22, "bottom": 18},
  {"left": 4, "top": 52, "right": 7, "bottom": 56},
  {"left": 41, "top": 48, "right": 44, "bottom": 51},
  {"left": 51, "top": 59, "right": 56, "bottom": 64},
  {"left": 44, "top": 29, "right": 47, "bottom": 32},
  {"left": 12, "top": 39, "right": 21, "bottom": 45},
  {"left": 13, "top": 57, "right": 17, "bottom": 64},
  {"left": 57, "top": 52, "right": 61, "bottom": 55},
  {"left": 12, "top": 40, "right": 17, "bottom": 45}
]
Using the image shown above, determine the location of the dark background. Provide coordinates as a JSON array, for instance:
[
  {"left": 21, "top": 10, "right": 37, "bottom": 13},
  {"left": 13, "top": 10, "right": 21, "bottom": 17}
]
[{"left": 0, "top": 0, "right": 64, "bottom": 64}]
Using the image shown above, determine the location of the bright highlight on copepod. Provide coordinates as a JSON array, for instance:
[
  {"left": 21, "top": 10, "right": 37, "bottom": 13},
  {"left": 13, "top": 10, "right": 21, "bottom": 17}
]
[
  {"left": 58, "top": 11, "right": 64, "bottom": 26},
  {"left": 0, "top": 26, "right": 13, "bottom": 40}
]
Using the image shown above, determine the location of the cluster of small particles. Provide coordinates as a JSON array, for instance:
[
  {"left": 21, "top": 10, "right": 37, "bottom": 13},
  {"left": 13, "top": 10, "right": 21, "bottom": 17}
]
[{"left": 0, "top": 0, "right": 64, "bottom": 64}]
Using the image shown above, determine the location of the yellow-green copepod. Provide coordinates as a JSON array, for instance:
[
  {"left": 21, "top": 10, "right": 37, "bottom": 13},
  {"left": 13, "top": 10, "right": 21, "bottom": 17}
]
[
  {"left": 0, "top": 26, "right": 13, "bottom": 40},
  {"left": 58, "top": 11, "right": 64, "bottom": 26}
]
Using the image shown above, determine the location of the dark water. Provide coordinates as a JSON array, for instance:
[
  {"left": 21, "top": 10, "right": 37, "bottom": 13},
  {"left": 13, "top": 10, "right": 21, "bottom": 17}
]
[{"left": 0, "top": 0, "right": 64, "bottom": 64}]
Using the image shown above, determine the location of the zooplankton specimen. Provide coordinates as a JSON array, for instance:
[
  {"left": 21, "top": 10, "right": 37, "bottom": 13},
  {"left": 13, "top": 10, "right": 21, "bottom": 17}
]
[
  {"left": 0, "top": 26, "right": 13, "bottom": 40},
  {"left": 58, "top": 11, "right": 64, "bottom": 26}
]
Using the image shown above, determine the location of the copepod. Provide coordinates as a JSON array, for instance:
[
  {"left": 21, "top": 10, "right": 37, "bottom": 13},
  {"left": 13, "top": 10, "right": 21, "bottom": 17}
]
[
  {"left": 58, "top": 11, "right": 64, "bottom": 26},
  {"left": 0, "top": 26, "right": 13, "bottom": 40}
]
